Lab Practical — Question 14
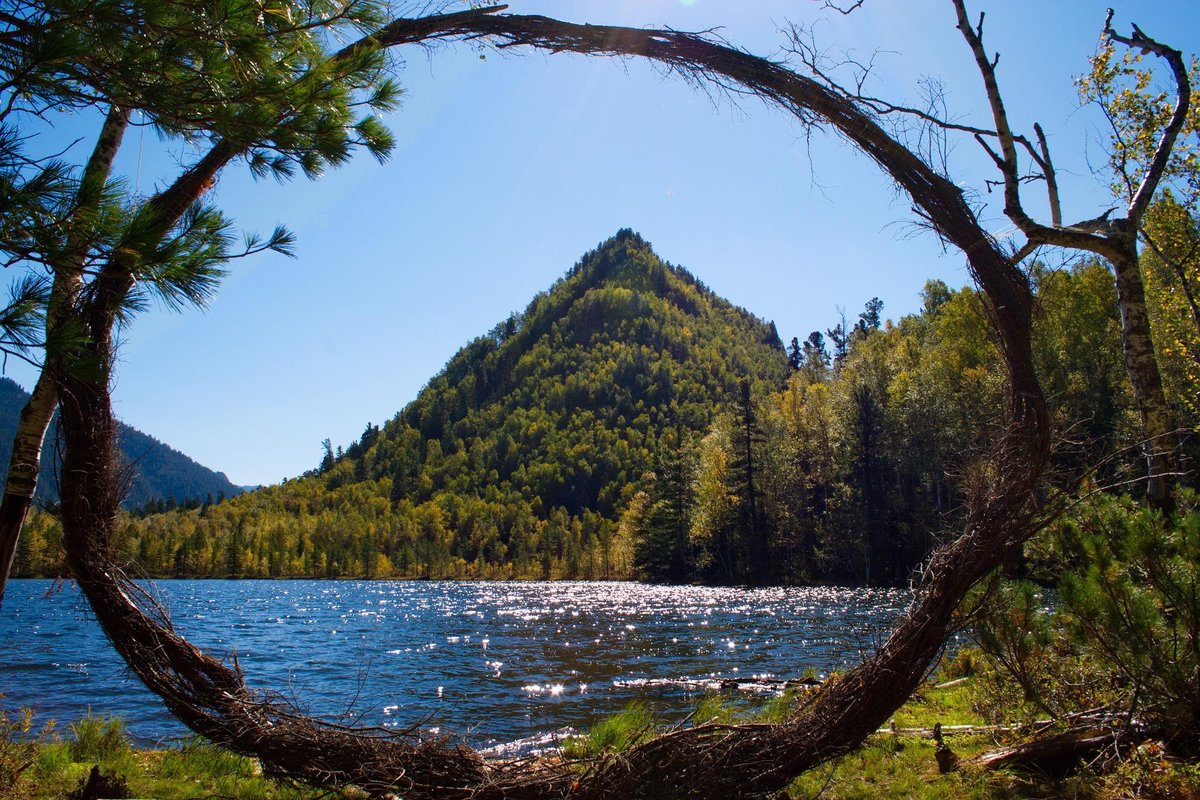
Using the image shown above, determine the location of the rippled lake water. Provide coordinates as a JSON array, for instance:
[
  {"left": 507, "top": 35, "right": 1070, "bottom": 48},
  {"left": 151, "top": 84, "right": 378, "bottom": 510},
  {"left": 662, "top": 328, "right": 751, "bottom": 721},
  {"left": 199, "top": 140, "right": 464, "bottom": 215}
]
[{"left": 1, "top": 580, "right": 911, "bottom": 752}]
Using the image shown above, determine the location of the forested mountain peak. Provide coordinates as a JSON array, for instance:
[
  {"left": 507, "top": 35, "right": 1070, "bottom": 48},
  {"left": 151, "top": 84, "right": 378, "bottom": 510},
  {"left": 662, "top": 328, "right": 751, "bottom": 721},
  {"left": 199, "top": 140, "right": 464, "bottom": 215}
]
[
  {"left": 13, "top": 232, "right": 804, "bottom": 583},
  {"left": 559, "top": 230, "right": 771, "bottom": 328},
  {"left": 565, "top": 228, "right": 702, "bottom": 296},
  {"left": 102, "top": 232, "right": 793, "bottom": 580},
  {"left": 331, "top": 229, "right": 792, "bottom": 518}
]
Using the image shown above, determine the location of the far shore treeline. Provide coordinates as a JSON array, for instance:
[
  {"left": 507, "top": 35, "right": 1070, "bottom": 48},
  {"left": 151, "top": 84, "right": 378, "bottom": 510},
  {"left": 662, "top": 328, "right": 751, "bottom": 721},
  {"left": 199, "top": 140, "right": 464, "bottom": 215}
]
[{"left": 10, "top": 228, "right": 1196, "bottom": 586}]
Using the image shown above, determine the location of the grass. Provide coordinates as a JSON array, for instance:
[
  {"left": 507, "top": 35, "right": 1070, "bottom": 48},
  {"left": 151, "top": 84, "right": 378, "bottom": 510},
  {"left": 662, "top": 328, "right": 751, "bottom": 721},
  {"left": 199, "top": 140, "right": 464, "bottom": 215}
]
[
  {"left": 562, "top": 699, "right": 658, "bottom": 758},
  {"left": 787, "top": 679, "right": 1200, "bottom": 799},
  {"left": 0, "top": 704, "right": 333, "bottom": 800},
  {"left": 7, "top": 681, "right": 1200, "bottom": 798},
  {"left": 557, "top": 679, "right": 1200, "bottom": 799}
]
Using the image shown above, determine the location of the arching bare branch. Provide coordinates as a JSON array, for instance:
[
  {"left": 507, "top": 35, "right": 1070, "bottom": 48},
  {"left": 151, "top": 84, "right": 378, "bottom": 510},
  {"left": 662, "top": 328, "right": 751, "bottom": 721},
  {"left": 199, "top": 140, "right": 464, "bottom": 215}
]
[{"left": 50, "top": 8, "right": 1059, "bottom": 800}]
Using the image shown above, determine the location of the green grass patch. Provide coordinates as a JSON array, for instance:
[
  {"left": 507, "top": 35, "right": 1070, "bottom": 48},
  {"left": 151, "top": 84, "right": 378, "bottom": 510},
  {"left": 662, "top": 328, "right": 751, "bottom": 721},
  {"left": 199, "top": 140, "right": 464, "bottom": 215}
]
[
  {"left": 68, "top": 714, "right": 131, "bottom": 764},
  {"left": 0, "top": 703, "right": 336, "bottom": 800},
  {"left": 563, "top": 700, "right": 659, "bottom": 759},
  {"left": 7, "top": 683, "right": 1200, "bottom": 798},
  {"left": 885, "top": 679, "right": 982, "bottom": 730}
]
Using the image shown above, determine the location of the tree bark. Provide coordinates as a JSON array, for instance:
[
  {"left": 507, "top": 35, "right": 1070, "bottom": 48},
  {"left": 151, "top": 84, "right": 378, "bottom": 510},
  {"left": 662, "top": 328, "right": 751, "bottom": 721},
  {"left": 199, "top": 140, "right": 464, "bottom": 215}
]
[
  {"left": 952, "top": 1, "right": 1188, "bottom": 508},
  {"left": 0, "top": 370, "right": 55, "bottom": 606},
  {"left": 1110, "top": 234, "right": 1178, "bottom": 511},
  {"left": 974, "top": 725, "right": 1123, "bottom": 774},
  {"left": 0, "top": 105, "right": 129, "bottom": 606}
]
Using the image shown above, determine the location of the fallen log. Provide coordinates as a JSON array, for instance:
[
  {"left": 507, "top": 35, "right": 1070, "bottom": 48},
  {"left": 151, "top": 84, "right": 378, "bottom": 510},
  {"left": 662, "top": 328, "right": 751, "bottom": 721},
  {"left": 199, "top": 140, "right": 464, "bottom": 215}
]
[
  {"left": 880, "top": 722, "right": 1007, "bottom": 737},
  {"left": 973, "top": 724, "right": 1125, "bottom": 775}
]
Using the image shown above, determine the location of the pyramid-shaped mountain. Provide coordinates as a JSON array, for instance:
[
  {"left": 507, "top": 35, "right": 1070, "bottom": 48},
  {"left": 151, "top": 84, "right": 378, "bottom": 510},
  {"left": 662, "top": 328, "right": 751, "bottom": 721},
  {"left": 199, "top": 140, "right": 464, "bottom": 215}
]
[
  {"left": 91, "top": 230, "right": 791, "bottom": 579},
  {"left": 335, "top": 229, "right": 790, "bottom": 517}
]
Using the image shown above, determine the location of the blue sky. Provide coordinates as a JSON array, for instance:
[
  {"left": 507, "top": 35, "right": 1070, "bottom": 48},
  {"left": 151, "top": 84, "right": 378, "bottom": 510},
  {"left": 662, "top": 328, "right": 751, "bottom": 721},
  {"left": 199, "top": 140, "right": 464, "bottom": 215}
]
[{"left": 6, "top": 0, "right": 1200, "bottom": 487}]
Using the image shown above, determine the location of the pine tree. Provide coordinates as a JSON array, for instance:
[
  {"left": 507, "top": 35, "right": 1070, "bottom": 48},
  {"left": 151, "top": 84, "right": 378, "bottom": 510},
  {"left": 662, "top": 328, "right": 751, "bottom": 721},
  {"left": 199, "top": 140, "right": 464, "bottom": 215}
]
[
  {"left": 0, "top": 0, "right": 408, "bottom": 602},
  {"left": 787, "top": 337, "right": 803, "bottom": 370},
  {"left": 319, "top": 439, "right": 335, "bottom": 473},
  {"left": 801, "top": 331, "right": 830, "bottom": 381},
  {"left": 633, "top": 425, "right": 694, "bottom": 582}
]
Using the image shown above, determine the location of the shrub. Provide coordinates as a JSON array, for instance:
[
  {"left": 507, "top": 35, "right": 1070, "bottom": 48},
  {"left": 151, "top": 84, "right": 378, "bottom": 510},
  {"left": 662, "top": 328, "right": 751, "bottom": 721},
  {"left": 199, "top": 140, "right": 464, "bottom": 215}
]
[
  {"left": 1056, "top": 490, "right": 1200, "bottom": 753},
  {"left": 972, "top": 490, "right": 1200, "bottom": 751},
  {"left": 68, "top": 714, "right": 130, "bottom": 764},
  {"left": 0, "top": 696, "right": 36, "bottom": 793}
]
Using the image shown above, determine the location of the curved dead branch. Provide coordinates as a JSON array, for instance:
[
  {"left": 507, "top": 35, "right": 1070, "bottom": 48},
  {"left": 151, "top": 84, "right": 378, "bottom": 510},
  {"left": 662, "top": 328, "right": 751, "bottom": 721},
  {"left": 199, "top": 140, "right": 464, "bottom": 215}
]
[{"left": 53, "top": 7, "right": 1059, "bottom": 800}]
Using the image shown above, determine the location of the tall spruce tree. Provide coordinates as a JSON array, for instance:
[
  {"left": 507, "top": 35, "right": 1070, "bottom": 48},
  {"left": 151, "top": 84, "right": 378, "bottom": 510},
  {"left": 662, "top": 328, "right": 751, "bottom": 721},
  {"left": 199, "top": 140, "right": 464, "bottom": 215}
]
[
  {"left": 730, "top": 378, "right": 769, "bottom": 585},
  {"left": 633, "top": 424, "right": 694, "bottom": 583}
]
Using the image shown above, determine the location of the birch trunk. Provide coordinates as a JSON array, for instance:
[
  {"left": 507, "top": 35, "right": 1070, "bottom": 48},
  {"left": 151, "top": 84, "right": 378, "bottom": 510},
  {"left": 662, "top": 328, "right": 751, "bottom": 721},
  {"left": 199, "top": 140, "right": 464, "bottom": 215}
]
[
  {"left": 1111, "top": 235, "right": 1177, "bottom": 511},
  {"left": 0, "top": 371, "right": 56, "bottom": 606}
]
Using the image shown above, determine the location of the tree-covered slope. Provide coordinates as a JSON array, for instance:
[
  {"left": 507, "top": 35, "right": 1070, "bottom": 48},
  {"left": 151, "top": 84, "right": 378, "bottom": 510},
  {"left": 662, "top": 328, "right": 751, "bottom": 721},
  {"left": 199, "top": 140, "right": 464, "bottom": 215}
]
[
  {"left": 345, "top": 228, "right": 791, "bottom": 517},
  {"left": 52, "top": 230, "right": 790, "bottom": 580},
  {"left": 0, "top": 378, "right": 242, "bottom": 509},
  {"left": 12, "top": 242, "right": 1161, "bottom": 584}
]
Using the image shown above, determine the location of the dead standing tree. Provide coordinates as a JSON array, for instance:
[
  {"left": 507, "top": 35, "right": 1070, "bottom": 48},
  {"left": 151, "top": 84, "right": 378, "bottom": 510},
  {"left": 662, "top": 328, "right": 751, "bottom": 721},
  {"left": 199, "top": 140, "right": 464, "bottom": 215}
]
[
  {"left": 44, "top": 3, "right": 1191, "bottom": 799},
  {"left": 953, "top": 5, "right": 1189, "bottom": 512},
  {"left": 790, "top": 2, "right": 1190, "bottom": 511}
]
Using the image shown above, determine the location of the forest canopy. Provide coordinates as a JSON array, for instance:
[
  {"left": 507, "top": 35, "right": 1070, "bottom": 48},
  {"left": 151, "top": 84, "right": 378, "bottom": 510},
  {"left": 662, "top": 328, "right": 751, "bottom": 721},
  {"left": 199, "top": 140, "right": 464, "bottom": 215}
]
[{"left": 14, "top": 230, "right": 1185, "bottom": 588}]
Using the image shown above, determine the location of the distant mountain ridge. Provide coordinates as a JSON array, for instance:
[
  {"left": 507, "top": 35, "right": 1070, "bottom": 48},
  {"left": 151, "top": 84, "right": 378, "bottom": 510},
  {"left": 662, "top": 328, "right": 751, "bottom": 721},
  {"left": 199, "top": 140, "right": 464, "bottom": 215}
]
[{"left": 0, "top": 378, "right": 242, "bottom": 509}]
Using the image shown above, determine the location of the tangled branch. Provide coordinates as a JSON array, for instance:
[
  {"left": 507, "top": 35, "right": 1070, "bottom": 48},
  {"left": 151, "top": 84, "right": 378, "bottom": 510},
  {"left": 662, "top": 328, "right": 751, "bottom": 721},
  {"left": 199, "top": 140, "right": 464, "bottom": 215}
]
[{"left": 53, "top": 6, "right": 1069, "bottom": 800}]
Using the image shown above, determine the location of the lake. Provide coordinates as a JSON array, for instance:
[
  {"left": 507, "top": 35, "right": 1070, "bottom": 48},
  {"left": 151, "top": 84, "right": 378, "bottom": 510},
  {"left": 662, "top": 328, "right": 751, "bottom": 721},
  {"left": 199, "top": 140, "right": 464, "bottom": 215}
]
[{"left": 0, "top": 580, "right": 911, "bottom": 753}]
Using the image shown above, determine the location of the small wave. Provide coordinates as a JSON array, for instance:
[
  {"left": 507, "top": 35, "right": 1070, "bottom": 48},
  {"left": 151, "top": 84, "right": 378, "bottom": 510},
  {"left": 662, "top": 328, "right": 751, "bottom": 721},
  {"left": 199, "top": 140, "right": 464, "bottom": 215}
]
[
  {"left": 613, "top": 674, "right": 817, "bottom": 695},
  {"left": 479, "top": 728, "right": 578, "bottom": 758}
]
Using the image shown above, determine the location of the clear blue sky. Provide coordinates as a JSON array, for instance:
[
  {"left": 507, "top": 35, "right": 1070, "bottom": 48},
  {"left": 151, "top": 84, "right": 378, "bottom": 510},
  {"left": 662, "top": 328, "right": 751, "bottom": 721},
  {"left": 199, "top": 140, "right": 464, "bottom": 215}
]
[{"left": 6, "top": 0, "right": 1199, "bottom": 487}]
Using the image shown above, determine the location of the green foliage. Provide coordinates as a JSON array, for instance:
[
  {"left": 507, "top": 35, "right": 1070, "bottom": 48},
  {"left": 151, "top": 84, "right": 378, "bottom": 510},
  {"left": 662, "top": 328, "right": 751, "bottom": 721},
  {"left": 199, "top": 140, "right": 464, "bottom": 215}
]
[
  {"left": 30, "top": 742, "right": 71, "bottom": 786},
  {"left": 14, "top": 237, "right": 1156, "bottom": 587},
  {"left": 971, "top": 490, "right": 1200, "bottom": 754},
  {"left": 3, "top": 707, "right": 329, "bottom": 799},
  {"left": 968, "top": 583, "right": 1120, "bottom": 724},
  {"left": 1103, "top": 742, "right": 1200, "bottom": 799},
  {"left": 1031, "top": 261, "right": 1135, "bottom": 477},
  {"left": 0, "top": 696, "right": 38, "bottom": 792},
  {"left": 76, "top": 231, "right": 792, "bottom": 582},
  {"left": 155, "top": 738, "right": 257, "bottom": 781},
  {"left": 563, "top": 701, "right": 658, "bottom": 759},
  {"left": 68, "top": 714, "right": 131, "bottom": 766},
  {"left": 633, "top": 427, "right": 697, "bottom": 583},
  {"left": 1142, "top": 196, "right": 1200, "bottom": 426},
  {"left": 1057, "top": 490, "right": 1200, "bottom": 751},
  {"left": 0, "top": 0, "right": 409, "bottom": 416},
  {"left": 785, "top": 736, "right": 1002, "bottom": 800},
  {"left": 1077, "top": 41, "right": 1200, "bottom": 214},
  {"left": 691, "top": 694, "right": 740, "bottom": 727}
]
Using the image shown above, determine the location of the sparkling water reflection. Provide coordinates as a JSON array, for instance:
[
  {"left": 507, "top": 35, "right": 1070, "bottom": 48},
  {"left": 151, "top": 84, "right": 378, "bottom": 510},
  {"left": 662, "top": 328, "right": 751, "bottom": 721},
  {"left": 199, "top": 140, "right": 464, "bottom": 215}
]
[{"left": 0, "top": 580, "right": 909, "bottom": 751}]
